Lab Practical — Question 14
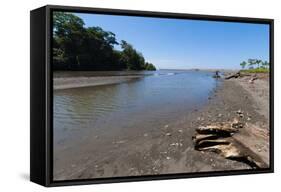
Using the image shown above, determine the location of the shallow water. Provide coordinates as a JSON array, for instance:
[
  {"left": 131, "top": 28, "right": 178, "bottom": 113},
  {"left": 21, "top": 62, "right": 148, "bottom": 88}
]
[{"left": 53, "top": 70, "right": 218, "bottom": 160}]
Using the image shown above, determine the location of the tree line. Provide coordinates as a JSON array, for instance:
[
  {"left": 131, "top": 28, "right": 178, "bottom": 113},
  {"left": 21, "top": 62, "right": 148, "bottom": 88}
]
[
  {"left": 240, "top": 59, "right": 269, "bottom": 70},
  {"left": 53, "top": 12, "right": 156, "bottom": 71}
]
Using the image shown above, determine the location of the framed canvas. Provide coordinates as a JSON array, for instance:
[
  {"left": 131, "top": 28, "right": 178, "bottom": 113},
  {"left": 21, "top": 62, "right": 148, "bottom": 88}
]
[{"left": 30, "top": 5, "right": 274, "bottom": 187}]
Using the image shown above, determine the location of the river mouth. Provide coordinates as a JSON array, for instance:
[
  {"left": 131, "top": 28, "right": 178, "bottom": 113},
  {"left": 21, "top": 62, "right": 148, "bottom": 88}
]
[{"left": 53, "top": 70, "right": 220, "bottom": 180}]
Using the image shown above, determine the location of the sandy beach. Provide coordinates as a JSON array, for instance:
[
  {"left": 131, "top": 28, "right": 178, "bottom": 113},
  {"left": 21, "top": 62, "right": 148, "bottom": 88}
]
[
  {"left": 53, "top": 71, "right": 270, "bottom": 180},
  {"left": 54, "top": 75, "right": 144, "bottom": 90}
]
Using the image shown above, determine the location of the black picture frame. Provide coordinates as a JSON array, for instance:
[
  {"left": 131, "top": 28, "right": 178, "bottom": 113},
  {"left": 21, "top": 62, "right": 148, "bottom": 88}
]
[{"left": 30, "top": 4, "right": 274, "bottom": 187}]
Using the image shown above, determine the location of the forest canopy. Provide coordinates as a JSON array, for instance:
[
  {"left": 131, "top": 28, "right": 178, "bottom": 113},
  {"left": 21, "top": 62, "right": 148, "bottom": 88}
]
[{"left": 53, "top": 12, "right": 156, "bottom": 71}]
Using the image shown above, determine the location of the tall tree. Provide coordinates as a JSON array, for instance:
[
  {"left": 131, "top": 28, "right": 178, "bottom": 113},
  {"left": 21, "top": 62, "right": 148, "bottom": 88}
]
[
  {"left": 52, "top": 12, "right": 156, "bottom": 71},
  {"left": 261, "top": 61, "right": 269, "bottom": 69},
  {"left": 53, "top": 12, "right": 86, "bottom": 69},
  {"left": 248, "top": 59, "right": 257, "bottom": 69},
  {"left": 256, "top": 59, "right": 262, "bottom": 68}
]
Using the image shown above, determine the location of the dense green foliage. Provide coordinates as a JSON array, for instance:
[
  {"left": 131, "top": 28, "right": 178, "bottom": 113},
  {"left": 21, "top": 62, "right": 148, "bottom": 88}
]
[
  {"left": 53, "top": 12, "right": 156, "bottom": 71},
  {"left": 239, "top": 59, "right": 269, "bottom": 73}
]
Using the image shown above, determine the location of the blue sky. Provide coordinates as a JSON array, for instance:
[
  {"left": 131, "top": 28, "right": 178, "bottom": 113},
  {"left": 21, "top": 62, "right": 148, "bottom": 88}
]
[{"left": 75, "top": 12, "right": 269, "bottom": 70}]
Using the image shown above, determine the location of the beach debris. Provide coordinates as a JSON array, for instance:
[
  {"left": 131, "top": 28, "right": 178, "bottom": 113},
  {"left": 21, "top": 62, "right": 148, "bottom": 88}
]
[
  {"left": 236, "top": 109, "right": 243, "bottom": 114},
  {"left": 192, "top": 119, "right": 268, "bottom": 169},
  {"left": 166, "top": 156, "right": 171, "bottom": 160},
  {"left": 236, "top": 109, "right": 244, "bottom": 118},
  {"left": 192, "top": 134, "right": 221, "bottom": 145},
  {"left": 178, "top": 129, "right": 183, "bottom": 133},
  {"left": 143, "top": 133, "right": 148, "bottom": 137},
  {"left": 195, "top": 139, "right": 230, "bottom": 150},
  {"left": 218, "top": 113, "right": 222, "bottom": 118},
  {"left": 225, "top": 71, "right": 241, "bottom": 80},
  {"left": 165, "top": 132, "right": 172, "bottom": 136},
  {"left": 196, "top": 123, "right": 239, "bottom": 136},
  {"left": 170, "top": 142, "right": 183, "bottom": 147},
  {"left": 249, "top": 74, "right": 258, "bottom": 84},
  {"left": 231, "top": 118, "right": 244, "bottom": 129},
  {"left": 164, "top": 125, "right": 169, "bottom": 128},
  {"left": 114, "top": 140, "right": 127, "bottom": 144}
]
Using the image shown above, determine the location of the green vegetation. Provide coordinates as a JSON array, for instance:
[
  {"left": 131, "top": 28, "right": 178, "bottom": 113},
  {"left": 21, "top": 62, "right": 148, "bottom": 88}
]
[
  {"left": 53, "top": 12, "right": 156, "bottom": 71},
  {"left": 144, "top": 62, "right": 156, "bottom": 71},
  {"left": 239, "top": 59, "right": 269, "bottom": 73},
  {"left": 241, "top": 68, "right": 269, "bottom": 73}
]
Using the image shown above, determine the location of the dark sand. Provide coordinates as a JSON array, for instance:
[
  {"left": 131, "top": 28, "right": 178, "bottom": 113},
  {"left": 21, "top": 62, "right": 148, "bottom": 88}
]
[{"left": 54, "top": 73, "right": 270, "bottom": 180}]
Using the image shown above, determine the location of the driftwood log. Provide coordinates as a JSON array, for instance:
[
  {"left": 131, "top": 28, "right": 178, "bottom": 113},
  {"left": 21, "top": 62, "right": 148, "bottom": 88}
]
[
  {"left": 225, "top": 71, "right": 241, "bottom": 79},
  {"left": 249, "top": 74, "right": 258, "bottom": 83},
  {"left": 196, "top": 124, "right": 239, "bottom": 136},
  {"left": 225, "top": 71, "right": 254, "bottom": 80},
  {"left": 192, "top": 119, "right": 268, "bottom": 169}
]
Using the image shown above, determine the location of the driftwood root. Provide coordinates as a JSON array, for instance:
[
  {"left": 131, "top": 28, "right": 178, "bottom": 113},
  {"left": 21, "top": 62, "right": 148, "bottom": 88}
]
[{"left": 192, "top": 119, "right": 268, "bottom": 169}]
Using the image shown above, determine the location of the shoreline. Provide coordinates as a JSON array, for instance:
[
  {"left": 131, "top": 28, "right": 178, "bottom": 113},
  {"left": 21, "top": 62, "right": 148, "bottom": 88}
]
[
  {"left": 53, "top": 69, "right": 235, "bottom": 90},
  {"left": 53, "top": 75, "right": 144, "bottom": 90},
  {"left": 53, "top": 72, "right": 269, "bottom": 180}
]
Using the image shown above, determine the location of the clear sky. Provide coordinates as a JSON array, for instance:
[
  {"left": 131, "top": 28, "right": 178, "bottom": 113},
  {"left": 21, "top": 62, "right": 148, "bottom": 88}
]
[{"left": 75, "top": 12, "right": 269, "bottom": 70}]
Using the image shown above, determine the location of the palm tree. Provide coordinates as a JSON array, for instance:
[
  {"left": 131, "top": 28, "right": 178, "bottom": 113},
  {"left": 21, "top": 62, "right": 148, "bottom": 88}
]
[
  {"left": 262, "top": 61, "right": 269, "bottom": 69},
  {"left": 256, "top": 59, "right": 262, "bottom": 68},
  {"left": 248, "top": 59, "right": 256, "bottom": 69},
  {"left": 240, "top": 61, "right": 247, "bottom": 69}
]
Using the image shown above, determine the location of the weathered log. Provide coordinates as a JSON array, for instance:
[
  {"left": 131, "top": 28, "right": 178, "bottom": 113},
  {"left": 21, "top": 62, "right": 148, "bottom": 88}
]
[
  {"left": 196, "top": 124, "right": 238, "bottom": 136},
  {"left": 249, "top": 77, "right": 258, "bottom": 83},
  {"left": 198, "top": 142, "right": 240, "bottom": 158},
  {"left": 199, "top": 142, "right": 268, "bottom": 169},
  {"left": 195, "top": 139, "right": 230, "bottom": 149},
  {"left": 192, "top": 119, "right": 268, "bottom": 169},
  {"left": 192, "top": 134, "right": 221, "bottom": 145},
  {"left": 225, "top": 71, "right": 241, "bottom": 80}
]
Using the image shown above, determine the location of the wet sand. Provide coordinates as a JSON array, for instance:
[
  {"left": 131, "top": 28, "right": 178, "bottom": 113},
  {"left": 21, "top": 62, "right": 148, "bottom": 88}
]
[
  {"left": 53, "top": 73, "right": 270, "bottom": 180},
  {"left": 54, "top": 75, "right": 144, "bottom": 90}
]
